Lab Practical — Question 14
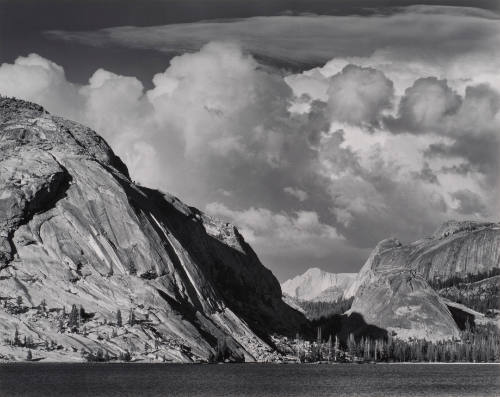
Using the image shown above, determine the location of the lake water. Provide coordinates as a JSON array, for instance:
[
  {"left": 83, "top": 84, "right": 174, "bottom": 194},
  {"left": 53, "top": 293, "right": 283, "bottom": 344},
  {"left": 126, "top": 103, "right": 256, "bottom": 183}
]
[{"left": 0, "top": 363, "right": 499, "bottom": 397}]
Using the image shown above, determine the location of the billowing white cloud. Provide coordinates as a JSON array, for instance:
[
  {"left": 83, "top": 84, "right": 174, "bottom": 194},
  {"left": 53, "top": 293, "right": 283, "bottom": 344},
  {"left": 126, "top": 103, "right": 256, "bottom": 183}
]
[
  {"left": 1, "top": 6, "right": 499, "bottom": 280},
  {"left": 205, "top": 202, "right": 343, "bottom": 260},
  {"left": 146, "top": 41, "right": 292, "bottom": 160},
  {"left": 326, "top": 65, "right": 394, "bottom": 127},
  {"left": 0, "top": 54, "right": 82, "bottom": 120},
  {"left": 391, "top": 77, "right": 462, "bottom": 132}
]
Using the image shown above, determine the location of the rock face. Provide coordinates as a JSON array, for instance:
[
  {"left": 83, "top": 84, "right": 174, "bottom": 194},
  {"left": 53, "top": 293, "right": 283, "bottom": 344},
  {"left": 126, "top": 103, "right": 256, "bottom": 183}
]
[
  {"left": 411, "top": 221, "right": 500, "bottom": 281},
  {"left": 345, "top": 221, "right": 500, "bottom": 341},
  {"left": 281, "top": 268, "right": 356, "bottom": 302},
  {"left": 0, "top": 98, "right": 305, "bottom": 362},
  {"left": 347, "top": 239, "right": 461, "bottom": 341}
]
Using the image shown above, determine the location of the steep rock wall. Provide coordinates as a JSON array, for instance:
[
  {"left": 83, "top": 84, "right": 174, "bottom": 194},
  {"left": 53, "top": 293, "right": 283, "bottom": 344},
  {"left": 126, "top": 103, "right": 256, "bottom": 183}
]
[{"left": 0, "top": 98, "right": 305, "bottom": 362}]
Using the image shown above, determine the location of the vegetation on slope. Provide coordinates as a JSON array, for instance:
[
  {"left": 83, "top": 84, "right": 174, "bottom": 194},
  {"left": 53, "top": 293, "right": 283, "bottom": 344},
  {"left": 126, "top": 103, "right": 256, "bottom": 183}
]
[
  {"left": 285, "top": 297, "right": 354, "bottom": 320},
  {"left": 284, "top": 322, "right": 500, "bottom": 363},
  {"left": 429, "top": 270, "right": 500, "bottom": 314}
]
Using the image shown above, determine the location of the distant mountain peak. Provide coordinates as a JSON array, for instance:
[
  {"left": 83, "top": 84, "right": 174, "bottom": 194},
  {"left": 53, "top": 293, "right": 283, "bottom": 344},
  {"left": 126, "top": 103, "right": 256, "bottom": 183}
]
[{"left": 281, "top": 268, "right": 357, "bottom": 302}]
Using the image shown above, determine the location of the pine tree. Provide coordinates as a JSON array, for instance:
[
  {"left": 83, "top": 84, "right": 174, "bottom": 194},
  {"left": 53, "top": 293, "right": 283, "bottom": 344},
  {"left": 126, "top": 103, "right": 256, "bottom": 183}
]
[
  {"left": 13, "top": 328, "right": 20, "bottom": 346},
  {"left": 347, "top": 333, "right": 356, "bottom": 359},
  {"left": 68, "top": 304, "right": 79, "bottom": 330},
  {"left": 26, "top": 350, "right": 32, "bottom": 361},
  {"left": 295, "top": 333, "right": 301, "bottom": 361},
  {"left": 79, "top": 306, "right": 85, "bottom": 323},
  {"left": 116, "top": 310, "right": 123, "bottom": 327},
  {"left": 128, "top": 309, "right": 135, "bottom": 326},
  {"left": 334, "top": 335, "right": 340, "bottom": 362},
  {"left": 96, "top": 349, "right": 104, "bottom": 362},
  {"left": 327, "top": 335, "right": 332, "bottom": 362}
]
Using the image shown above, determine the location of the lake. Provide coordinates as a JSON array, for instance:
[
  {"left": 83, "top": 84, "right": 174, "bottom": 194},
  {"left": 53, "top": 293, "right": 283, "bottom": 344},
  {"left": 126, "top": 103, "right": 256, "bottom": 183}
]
[{"left": 0, "top": 363, "right": 499, "bottom": 397}]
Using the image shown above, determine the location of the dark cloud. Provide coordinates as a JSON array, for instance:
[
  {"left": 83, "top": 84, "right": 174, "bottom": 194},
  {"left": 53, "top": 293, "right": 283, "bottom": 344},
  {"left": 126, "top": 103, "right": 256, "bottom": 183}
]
[
  {"left": 440, "top": 162, "right": 474, "bottom": 175},
  {"left": 422, "top": 83, "right": 500, "bottom": 187},
  {"left": 426, "top": 133, "right": 499, "bottom": 184},
  {"left": 413, "top": 163, "right": 440, "bottom": 185},
  {"left": 45, "top": 6, "right": 500, "bottom": 68},
  {"left": 450, "top": 189, "right": 488, "bottom": 216}
]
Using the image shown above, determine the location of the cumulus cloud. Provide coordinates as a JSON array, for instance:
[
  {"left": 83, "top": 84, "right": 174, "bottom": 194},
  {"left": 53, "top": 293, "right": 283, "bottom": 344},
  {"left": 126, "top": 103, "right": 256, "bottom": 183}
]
[
  {"left": 449, "top": 189, "right": 488, "bottom": 216},
  {"left": 389, "top": 77, "right": 461, "bottom": 132},
  {"left": 146, "top": 41, "right": 293, "bottom": 160},
  {"left": 326, "top": 65, "right": 394, "bottom": 127},
  {"left": 1, "top": 6, "right": 499, "bottom": 280},
  {"left": 205, "top": 202, "right": 354, "bottom": 278},
  {"left": 0, "top": 54, "right": 82, "bottom": 119},
  {"left": 284, "top": 187, "right": 309, "bottom": 202},
  {"left": 384, "top": 78, "right": 500, "bottom": 211},
  {"left": 206, "top": 202, "right": 342, "bottom": 246}
]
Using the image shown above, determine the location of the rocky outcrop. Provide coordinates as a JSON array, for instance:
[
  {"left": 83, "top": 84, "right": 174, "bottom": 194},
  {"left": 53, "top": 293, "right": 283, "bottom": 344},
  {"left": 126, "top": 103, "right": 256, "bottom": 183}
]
[
  {"left": 345, "top": 220, "right": 500, "bottom": 341},
  {"left": 0, "top": 97, "right": 306, "bottom": 362},
  {"left": 409, "top": 221, "right": 500, "bottom": 282},
  {"left": 346, "top": 240, "right": 460, "bottom": 341},
  {"left": 281, "top": 268, "right": 356, "bottom": 302}
]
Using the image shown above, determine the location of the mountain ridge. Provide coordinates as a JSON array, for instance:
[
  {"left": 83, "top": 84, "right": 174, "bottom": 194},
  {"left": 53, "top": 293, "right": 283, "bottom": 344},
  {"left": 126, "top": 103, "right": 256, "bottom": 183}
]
[
  {"left": 1, "top": 97, "right": 498, "bottom": 362},
  {"left": 0, "top": 97, "right": 306, "bottom": 362},
  {"left": 345, "top": 221, "right": 500, "bottom": 341},
  {"left": 284, "top": 221, "right": 499, "bottom": 341}
]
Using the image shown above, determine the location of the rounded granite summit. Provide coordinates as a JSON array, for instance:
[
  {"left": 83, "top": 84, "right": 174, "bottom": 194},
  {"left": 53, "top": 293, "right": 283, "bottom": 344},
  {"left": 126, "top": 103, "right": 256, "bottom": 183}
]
[{"left": 0, "top": 97, "right": 306, "bottom": 363}]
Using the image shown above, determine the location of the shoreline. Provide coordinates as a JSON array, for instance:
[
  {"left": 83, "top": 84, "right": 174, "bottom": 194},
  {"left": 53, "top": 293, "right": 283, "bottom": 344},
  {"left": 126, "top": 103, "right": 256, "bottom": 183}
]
[{"left": 1, "top": 361, "right": 499, "bottom": 365}]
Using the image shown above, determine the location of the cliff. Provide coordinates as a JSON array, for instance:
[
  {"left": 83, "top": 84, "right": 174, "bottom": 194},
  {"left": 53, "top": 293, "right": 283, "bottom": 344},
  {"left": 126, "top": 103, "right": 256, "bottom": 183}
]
[
  {"left": 346, "top": 239, "right": 460, "bottom": 341},
  {"left": 345, "top": 220, "right": 500, "bottom": 341},
  {"left": 0, "top": 97, "right": 306, "bottom": 362}
]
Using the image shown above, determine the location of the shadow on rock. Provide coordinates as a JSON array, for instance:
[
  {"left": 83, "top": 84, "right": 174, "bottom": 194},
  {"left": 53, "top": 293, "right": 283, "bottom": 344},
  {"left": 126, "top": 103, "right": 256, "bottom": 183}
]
[{"left": 309, "top": 311, "right": 388, "bottom": 344}]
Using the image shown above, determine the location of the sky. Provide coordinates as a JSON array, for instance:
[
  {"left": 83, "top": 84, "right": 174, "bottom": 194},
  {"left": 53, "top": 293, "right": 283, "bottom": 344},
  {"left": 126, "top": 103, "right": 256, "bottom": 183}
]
[{"left": 0, "top": 0, "right": 499, "bottom": 281}]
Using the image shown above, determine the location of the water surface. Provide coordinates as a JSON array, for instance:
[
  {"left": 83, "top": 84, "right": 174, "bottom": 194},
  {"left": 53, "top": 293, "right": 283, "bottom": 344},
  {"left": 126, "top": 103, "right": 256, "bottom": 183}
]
[{"left": 0, "top": 363, "right": 499, "bottom": 397}]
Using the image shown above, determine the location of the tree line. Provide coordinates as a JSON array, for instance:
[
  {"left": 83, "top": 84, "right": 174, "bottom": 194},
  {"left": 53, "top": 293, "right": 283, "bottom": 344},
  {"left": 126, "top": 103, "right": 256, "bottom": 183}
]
[
  {"left": 429, "top": 268, "right": 500, "bottom": 290},
  {"left": 295, "top": 297, "right": 354, "bottom": 320},
  {"left": 293, "top": 322, "right": 500, "bottom": 363},
  {"left": 440, "top": 287, "right": 499, "bottom": 315}
]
